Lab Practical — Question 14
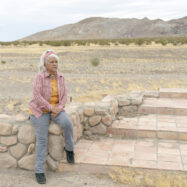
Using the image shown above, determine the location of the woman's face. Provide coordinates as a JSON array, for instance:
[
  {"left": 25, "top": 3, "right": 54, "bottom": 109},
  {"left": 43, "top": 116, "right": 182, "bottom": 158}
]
[{"left": 45, "top": 57, "right": 58, "bottom": 74}]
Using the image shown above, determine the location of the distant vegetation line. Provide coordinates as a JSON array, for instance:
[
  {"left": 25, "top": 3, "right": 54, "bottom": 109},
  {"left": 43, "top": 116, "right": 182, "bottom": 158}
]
[{"left": 1, "top": 36, "right": 187, "bottom": 46}]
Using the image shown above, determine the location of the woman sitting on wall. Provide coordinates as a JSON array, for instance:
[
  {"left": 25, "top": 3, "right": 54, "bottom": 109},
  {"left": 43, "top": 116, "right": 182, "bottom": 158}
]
[{"left": 29, "top": 49, "right": 75, "bottom": 184}]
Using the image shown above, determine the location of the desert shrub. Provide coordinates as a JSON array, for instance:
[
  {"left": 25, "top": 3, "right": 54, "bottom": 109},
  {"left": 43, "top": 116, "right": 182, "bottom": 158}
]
[
  {"left": 90, "top": 57, "right": 100, "bottom": 67},
  {"left": 1, "top": 60, "right": 6, "bottom": 64},
  {"left": 63, "top": 41, "right": 71, "bottom": 46},
  {"left": 160, "top": 39, "right": 167, "bottom": 46},
  {"left": 28, "top": 41, "right": 37, "bottom": 45},
  {"left": 119, "top": 39, "right": 131, "bottom": 45},
  {"left": 135, "top": 39, "right": 144, "bottom": 46},
  {"left": 48, "top": 41, "right": 61, "bottom": 46},
  {"left": 145, "top": 40, "right": 152, "bottom": 45},
  {"left": 39, "top": 41, "right": 43, "bottom": 46},
  {"left": 12, "top": 41, "right": 20, "bottom": 46},
  {"left": 77, "top": 40, "right": 87, "bottom": 46},
  {"left": 99, "top": 40, "right": 110, "bottom": 45}
]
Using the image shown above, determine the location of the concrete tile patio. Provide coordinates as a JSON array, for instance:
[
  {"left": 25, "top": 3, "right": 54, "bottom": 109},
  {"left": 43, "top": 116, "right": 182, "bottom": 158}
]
[{"left": 72, "top": 137, "right": 187, "bottom": 172}]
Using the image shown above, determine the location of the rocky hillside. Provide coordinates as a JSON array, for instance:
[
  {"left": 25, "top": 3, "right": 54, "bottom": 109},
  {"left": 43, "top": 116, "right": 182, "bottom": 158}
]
[{"left": 21, "top": 16, "right": 187, "bottom": 40}]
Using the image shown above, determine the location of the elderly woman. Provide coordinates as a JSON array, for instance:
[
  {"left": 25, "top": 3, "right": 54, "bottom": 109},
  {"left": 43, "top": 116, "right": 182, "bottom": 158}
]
[{"left": 29, "top": 49, "right": 74, "bottom": 184}]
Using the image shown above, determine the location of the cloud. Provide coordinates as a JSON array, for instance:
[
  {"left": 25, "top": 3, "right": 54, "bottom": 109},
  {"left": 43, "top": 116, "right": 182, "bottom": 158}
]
[{"left": 0, "top": 0, "right": 186, "bottom": 41}]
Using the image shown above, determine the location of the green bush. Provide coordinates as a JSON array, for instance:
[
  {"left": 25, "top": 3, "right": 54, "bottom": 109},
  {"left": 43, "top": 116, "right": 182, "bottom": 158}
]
[
  {"left": 63, "top": 41, "right": 71, "bottom": 46},
  {"left": 135, "top": 39, "right": 144, "bottom": 46},
  {"left": 90, "top": 57, "right": 100, "bottom": 67},
  {"left": 1, "top": 60, "right": 6, "bottom": 64},
  {"left": 39, "top": 41, "right": 43, "bottom": 46}
]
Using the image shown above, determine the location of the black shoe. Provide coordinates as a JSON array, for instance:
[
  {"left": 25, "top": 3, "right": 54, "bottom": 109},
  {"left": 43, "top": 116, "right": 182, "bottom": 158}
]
[
  {"left": 35, "top": 173, "right": 46, "bottom": 184},
  {"left": 64, "top": 147, "right": 75, "bottom": 164}
]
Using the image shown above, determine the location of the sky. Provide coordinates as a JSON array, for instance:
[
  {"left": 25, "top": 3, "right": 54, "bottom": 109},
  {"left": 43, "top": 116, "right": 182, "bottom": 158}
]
[{"left": 0, "top": 0, "right": 186, "bottom": 42}]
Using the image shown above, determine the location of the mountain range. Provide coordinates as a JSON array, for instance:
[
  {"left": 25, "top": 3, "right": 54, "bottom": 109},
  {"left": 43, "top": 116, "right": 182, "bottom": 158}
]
[{"left": 21, "top": 16, "right": 187, "bottom": 41}]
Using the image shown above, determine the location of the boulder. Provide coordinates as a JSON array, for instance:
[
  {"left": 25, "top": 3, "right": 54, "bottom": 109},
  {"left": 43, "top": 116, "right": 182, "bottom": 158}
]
[
  {"left": 84, "top": 130, "right": 92, "bottom": 136},
  {"left": 28, "top": 143, "right": 35, "bottom": 154},
  {"left": 78, "top": 124, "right": 83, "bottom": 139},
  {"left": 0, "top": 153, "right": 17, "bottom": 168},
  {"left": 18, "top": 125, "right": 35, "bottom": 144},
  {"left": 102, "top": 115, "right": 112, "bottom": 126},
  {"left": 12, "top": 125, "right": 19, "bottom": 135},
  {"left": 9, "top": 143, "right": 27, "bottom": 159},
  {"left": 48, "top": 135, "right": 64, "bottom": 161},
  {"left": 48, "top": 123, "right": 62, "bottom": 135},
  {"left": 90, "top": 123, "right": 107, "bottom": 135},
  {"left": 88, "top": 115, "right": 101, "bottom": 127},
  {"left": 0, "top": 123, "right": 12, "bottom": 135},
  {"left": 73, "top": 126, "right": 78, "bottom": 143},
  {"left": 0, "top": 145, "right": 7, "bottom": 152},
  {"left": 129, "top": 92, "right": 143, "bottom": 105},
  {"left": 94, "top": 102, "right": 110, "bottom": 115},
  {"left": 46, "top": 155, "right": 57, "bottom": 171},
  {"left": 15, "top": 114, "right": 28, "bottom": 122},
  {"left": 83, "top": 107, "right": 95, "bottom": 117},
  {"left": 18, "top": 154, "right": 35, "bottom": 170},
  {"left": 1, "top": 135, "right": 17, "bottom": 146},
  {"left": 78, "top": 109, "right": 84, "bottom": 123},
  {"left": 143, "top": 91, "right": 159, "bottom": 98},
  {"left": 116, "top": 95, "right": 131, "bottom": 106}
]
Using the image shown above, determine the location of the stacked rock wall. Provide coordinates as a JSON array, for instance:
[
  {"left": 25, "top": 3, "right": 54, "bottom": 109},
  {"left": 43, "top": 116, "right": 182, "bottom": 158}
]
[
  {"left": 0, "top": 90, "right": 159, "bottom": 170},
  {"left": 0, "top": 103, "right": 84, "bottom": 171}
]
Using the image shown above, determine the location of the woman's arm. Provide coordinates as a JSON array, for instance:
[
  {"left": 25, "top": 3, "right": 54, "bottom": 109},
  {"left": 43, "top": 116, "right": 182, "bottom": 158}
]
[
  {"left": 56, "top": 76, "right": 67, "bottom": 111},
  {"left": 33, "top": 74, "right": 53, "bottom": 112}
]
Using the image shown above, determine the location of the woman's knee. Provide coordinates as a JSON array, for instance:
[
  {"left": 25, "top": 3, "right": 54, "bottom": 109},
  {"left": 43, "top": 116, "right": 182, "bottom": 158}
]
[
  {"left": 63, "top": 118, "right": 73, "bottom": 130},
  {"left": 57, "top": 112, "right": 73, "bottom": 129}
]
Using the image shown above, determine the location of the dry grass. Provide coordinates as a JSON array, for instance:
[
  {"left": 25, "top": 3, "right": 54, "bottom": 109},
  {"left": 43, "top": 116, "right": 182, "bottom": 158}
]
[
  {"left": 0, "top": 43, "right": 187, "bottom": 114},
  {"left": 109, "top": 167, "right": 187, "bottom": 187}
]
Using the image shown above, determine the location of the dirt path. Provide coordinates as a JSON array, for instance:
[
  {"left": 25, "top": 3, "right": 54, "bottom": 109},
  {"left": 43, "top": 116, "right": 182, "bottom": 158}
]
[{"left": 0, "top": 168, "right": 129, "bottom": 187}]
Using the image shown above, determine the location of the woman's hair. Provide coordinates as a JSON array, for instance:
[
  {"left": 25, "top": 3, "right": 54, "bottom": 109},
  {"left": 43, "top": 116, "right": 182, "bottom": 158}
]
[{"left": 39, "top": 49, "right": 59, "bottom": 72}]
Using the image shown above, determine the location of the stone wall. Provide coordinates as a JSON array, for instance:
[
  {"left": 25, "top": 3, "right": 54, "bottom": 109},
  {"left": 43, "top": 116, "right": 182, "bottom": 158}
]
[
  {"left": 0, "top": 103, "right": 84, "bottom": 171},
  {"left": 0, "top": 90, "right": 159, "bottom": 171}
]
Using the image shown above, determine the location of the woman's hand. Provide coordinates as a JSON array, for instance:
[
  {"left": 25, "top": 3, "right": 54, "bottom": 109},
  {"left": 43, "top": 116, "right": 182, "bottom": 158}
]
[
  {"left": 51, "top": 106, "right": 65, "bottom": 119},
  {"left": 51, "top": 112, "right": 58, "bottom": 119},
  {"left": 51, "top": 106, "right": 61, "bottom": 114}
]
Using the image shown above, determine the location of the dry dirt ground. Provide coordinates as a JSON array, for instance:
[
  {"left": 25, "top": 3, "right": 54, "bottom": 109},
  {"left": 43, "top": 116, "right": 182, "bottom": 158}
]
[
  {"left": 0, "top": 43, "right": 187, "bottom": 116},
  {"left": 0, "top": 168, "right": 129, "bottom": 187}
]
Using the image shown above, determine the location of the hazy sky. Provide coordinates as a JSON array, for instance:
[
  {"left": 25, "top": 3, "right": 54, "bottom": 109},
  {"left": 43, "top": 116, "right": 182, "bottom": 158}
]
[{"left": 0, "top": 0, "right": 186, "bottom": 41}]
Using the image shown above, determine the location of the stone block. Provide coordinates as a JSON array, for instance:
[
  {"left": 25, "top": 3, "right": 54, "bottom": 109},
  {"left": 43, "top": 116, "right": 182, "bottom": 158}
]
[
  {"left": 48, "top": 122, "right": 62, "bottom": 135},
  {"left": 94, "top": 102, "right": 110, "bottom": 115},
  {"left": 18, "top": 154, "right": 35, "bottom": 170},
  {"left": 102, "top": 115, "right": 112, "bottom": 126},
  {"left": 12, "top": 125, "right": 19, "bottom": 135},
  {"left": 48, "top": 135, "right": 64, "bottom": 161},
  {"left": 18, "top": 125, "right": 35, "bottom": 144},
  {"left": 28, "top": 143, "right": 35, "bottom": 154},
  {"left": 0, "top": 145, "right": 7, "bottom": 152},
  {"left": 0, "top": 153, "right": 17, "bottom": 169},
  {"left": 1, "top": 135, "right": 17, "bottom": 146},
  {"left": 0, "top": 123, "right": 12, "bottom": 135},
  {"left": 88, "top": 115, "right": 101, "bottom": 127},
  {"left": 46, "top": 155, "right": 57, "bottom": 171},
  {"left": 116, "top": 95, "right": 131, "bottom": 106},
  {"left": 9, "top": 143, "right": 27, "bottom": 159},
  {"left": 84, "top": 107, "right": 95, "bottom": 117},
  {"left": 90, "top": 123, "right": 107, "bottom": 135}
]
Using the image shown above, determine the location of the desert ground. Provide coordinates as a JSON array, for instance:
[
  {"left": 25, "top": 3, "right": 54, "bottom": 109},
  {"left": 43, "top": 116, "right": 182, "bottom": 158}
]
[
  {"left": 0, "top": 43, "right": 187, "bottom": 115},
  {"left": 0, "top": 43, "right": 187, "bottom": 186},
  {"left": 0, "top": 168, "right": 129, "bottom": 187}
]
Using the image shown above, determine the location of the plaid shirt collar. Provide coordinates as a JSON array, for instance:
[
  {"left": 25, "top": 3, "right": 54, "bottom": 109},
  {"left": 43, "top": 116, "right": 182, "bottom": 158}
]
[{"left": 44, "top": 70, "right": 63, "bottom": 78}]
